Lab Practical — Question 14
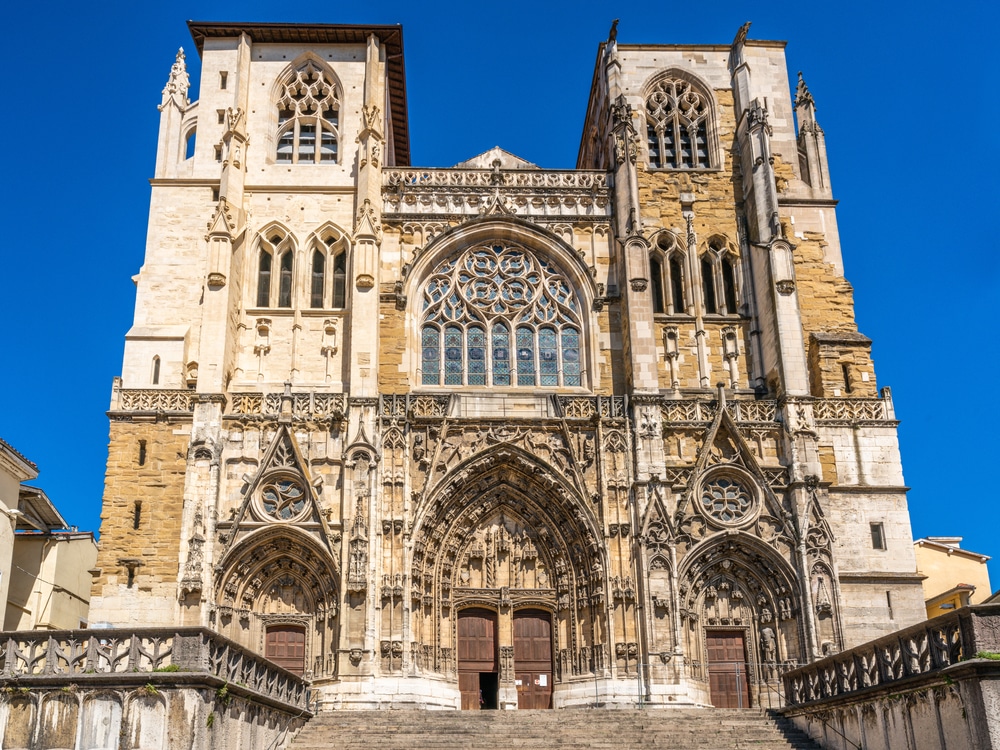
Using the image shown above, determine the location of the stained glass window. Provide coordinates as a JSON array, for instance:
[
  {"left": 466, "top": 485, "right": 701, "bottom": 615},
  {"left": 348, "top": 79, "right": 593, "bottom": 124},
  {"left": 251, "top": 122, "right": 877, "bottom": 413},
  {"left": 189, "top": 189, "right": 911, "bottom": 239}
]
[{"left": 419, "top": 242, "right": 584, "bottom": 387}]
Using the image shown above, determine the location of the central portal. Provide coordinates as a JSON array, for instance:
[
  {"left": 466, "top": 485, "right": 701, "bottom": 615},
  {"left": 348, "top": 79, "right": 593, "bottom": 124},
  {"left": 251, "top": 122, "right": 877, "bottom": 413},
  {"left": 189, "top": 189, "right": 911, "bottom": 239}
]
[{"left": 457, "top": 609, "right": 497, "bottom": 709}]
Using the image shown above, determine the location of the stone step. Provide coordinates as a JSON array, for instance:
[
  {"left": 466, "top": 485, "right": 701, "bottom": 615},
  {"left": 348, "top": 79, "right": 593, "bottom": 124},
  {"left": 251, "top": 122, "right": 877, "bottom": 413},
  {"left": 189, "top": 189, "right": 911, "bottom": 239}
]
[{"left": 286, "top": 709, "right": 819, "bottom": 750}]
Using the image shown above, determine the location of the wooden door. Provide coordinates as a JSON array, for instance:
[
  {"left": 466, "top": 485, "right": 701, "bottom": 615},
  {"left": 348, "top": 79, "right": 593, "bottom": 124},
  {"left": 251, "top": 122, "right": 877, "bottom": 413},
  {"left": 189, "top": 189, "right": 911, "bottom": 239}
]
[
  {"left": 513, "top": 610, "right": 552, "bottom": 709},
  {"left": 706, "top": 630, "right": 750, "bottom": 708},
  {"left": 457, "top": 609, "right": 497, "bottom": 709},
  {"left": 265, "top": 625, "right": 306, "bottom": 676}
]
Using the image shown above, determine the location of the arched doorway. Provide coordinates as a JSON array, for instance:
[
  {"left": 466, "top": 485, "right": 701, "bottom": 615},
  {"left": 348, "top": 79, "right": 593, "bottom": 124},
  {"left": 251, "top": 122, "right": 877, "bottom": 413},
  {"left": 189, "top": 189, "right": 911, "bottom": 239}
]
[
  {"left": 514, "top": 609, "right": 553, "bottom": 709},
  {"left": 457, "top": 608, "right": 498, "bottom": 709}
]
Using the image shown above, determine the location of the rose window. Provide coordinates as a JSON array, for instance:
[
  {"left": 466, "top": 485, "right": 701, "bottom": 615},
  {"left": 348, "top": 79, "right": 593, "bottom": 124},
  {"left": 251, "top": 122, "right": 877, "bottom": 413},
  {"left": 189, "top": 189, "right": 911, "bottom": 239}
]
[
  {"left": 260, "top": 478, "right": 307, "bottom": 521},
  {"left": 420, "top": 243, "right": 583, "bottom": 388},
  {"left": 700, "top": 476, "right": 753, "bottom": 524}
]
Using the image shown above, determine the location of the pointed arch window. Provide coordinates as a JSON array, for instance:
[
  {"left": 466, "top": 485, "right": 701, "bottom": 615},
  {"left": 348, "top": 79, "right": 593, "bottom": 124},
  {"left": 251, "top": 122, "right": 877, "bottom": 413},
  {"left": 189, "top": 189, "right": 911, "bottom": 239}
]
[
  {"left": 700, "top": 237, "right": 742, "bottom": 316},
  {"left": 650, "top": 233, "right": 687, "bottom": 315},
  {"left": 275, "top": 60, "right": 340, "bottom": 165},
  {"left": 419, "top": 243, "right": 585, "bottom": 388},
  {"left": 309, "top": 232, "right": 348, "bottom": 309},
  {"left": 255, "top": 230, "right": 294, "bottom": 308},
  {"left": 645, "top": 74, "right": 713, "bottom": 169}
]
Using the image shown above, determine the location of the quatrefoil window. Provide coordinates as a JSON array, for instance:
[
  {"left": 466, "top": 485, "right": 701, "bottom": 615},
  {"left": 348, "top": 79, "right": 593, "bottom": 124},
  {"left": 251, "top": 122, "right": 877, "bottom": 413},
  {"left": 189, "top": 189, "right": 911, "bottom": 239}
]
[
  {"left": 700, "top": 476, "right": 754, "bottom": 525},
  {"left": 260, "top": 477, "right": 308, "bottom": 521}
]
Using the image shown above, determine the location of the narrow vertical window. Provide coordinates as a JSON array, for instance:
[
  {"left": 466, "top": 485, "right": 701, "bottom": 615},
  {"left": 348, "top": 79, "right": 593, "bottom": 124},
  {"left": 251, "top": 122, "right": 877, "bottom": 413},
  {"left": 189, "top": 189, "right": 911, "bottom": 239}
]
[
  {"left": 870, "top": 522, "right": 885, "bottom": 550},
  {"left": 695, "top": 122, "right": 710, "bottom": 168},
  {"left": 722, "top": 257, "right": 738, "bottom": 314},
  {"left": 219, "top": 71, "right": 228, "bottom": 90},
  {"left": 138, "top": 440, "right": 147, "bottom": 467},
  {"left": 679, "top": 126, "right": 693, "bottom": 168},
  {"left": 332, "top": 251, "right": 346, "bottom": 308},
  {"left": 311, "top": 250, "right": 325, "bottom": 309},
  {"left": 151, "top": 356, "right": 161, "bottom": 385},
  {"left": 561, "top": 328, "right": 581, "bottom": 386},
  {"left": 278, "top": 251, "right": 293, "bottom": 308},
  {"left": 467, "top": 326, "right": 486, "bottom": 386},
  {"left": 669, "top": 256, "right": 685, "bottom": 313},
  {"left": 421, "top": 326, "right": 440, "bottom": 385},
  {"left": 516, "top": 326, "right": 536, "bottom": 386},
  {"left": 184, "top": 129, "right": 196, "bottom": 160},
  {"left": 702, "top": 258, "right": 717, "bottom": 314},
  {"left": 886, "top": 591, "right": 894, "bottom": 619},
  {"left": 538, "top": 327, "right": 558, "bottom": 386},
  {"left": 647, "top": 124, "right": 661, "bottom": 168},
  {"left": 133, "top": 502, "right": 142, "bottom": 530},
  {"left": 492, "top": 324, "right": 511, "bottom": 386},
  {"left": 842, "top": 363, "right": 853, "bottom": 394},
  {"left": 650, "top": 257, "right": 665, "bottom": 313},
  {"left": 257, "top": 251, "right": 272, "bottom": 307},
  {"left": 444, "top": 326, "right": 464, "bottom": 385}
]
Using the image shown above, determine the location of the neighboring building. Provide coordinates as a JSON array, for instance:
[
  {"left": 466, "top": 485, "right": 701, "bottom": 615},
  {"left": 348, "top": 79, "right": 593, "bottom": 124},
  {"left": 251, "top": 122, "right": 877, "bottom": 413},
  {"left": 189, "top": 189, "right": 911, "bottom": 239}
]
[
  {"left": 0, "top": 440, "right": 98, "bottom": 631},
  {"left": 914, "top": 537, "right": 992, "bottom": 618},
  {"left": 0, "top": 438, "right": 38, "bottom": 611},
  {"left": 89, "top": 21, "right": 926, "bottom": 710}
]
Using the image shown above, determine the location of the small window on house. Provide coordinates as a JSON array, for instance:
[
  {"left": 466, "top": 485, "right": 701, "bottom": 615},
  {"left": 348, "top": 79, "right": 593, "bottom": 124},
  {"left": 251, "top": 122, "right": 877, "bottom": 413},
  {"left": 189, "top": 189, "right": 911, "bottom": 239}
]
[
  {"left": 870, "top": 522, "right": 886, "bottom": 550},
  {"left": 185, "top": 129, "right": 196, "bottom": 160},
  {"left": 220, "top": 71, "right": 228, "bottom": 90},
  {"left": 217, "top": 110, "right": 226, "bottom": 125},
  {"left": 133, "top": 502, "right": 142, "bottom": 530},
  {"left": 138, "top": 440, "right": 147, "bottom": 467},
  {"left": 151, "top": 356, "right": 161, "bottom": 385},
  {"left": 211, "top": 188, "right": 220, "bottom": 202}
]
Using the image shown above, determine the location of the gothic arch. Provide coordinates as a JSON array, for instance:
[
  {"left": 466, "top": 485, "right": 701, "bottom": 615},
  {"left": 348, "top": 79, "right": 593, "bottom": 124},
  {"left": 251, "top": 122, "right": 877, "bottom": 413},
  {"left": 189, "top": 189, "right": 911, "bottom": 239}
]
[
  {"left": 641, "top": 68, "right": 720, "bottom": 170},
  {"left": 403, "top": 217, "right": 600, "bottom": 391},
  {"left": 214, "top": 525, "right": 340, "bottom": 678},
  {"left": 267, "top": 53, "right": 343, "bottom": 164},
  {"left": 677, "top": 532, "right": 805, "bottom": 679},
  {"left": 409, "top": 445, "right": 610, "bottom": 681}
]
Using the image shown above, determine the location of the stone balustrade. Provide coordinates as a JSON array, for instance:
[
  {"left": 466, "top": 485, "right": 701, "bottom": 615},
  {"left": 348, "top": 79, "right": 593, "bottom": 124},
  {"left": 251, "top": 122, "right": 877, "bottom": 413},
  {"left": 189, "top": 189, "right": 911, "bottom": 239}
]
[
  {"left": 780, "top": 605, "right": 1000, "bottom": 750},
  {"left": 0, "top": 626, "right": 310, "bottom": 711},
  {"left": 115, "top": 389, "right": 195, "bottom": 413}
]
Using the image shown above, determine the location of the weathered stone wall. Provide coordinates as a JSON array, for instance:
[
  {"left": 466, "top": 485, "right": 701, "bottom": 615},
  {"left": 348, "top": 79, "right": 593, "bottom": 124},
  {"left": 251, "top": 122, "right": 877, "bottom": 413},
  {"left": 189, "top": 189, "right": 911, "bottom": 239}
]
[{"left": 90, "top": 420, "right": 191, "bottom": 626}]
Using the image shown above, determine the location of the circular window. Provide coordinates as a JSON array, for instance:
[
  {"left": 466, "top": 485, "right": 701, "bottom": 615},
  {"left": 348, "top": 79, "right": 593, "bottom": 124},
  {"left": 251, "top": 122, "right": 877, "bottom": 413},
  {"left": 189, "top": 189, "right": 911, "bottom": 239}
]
[
  {"left": 700, "top": 475, "right": 755, "bottom": 525},
  {"left": 259, "top": 477, "right": 307, "bottom": 522}
]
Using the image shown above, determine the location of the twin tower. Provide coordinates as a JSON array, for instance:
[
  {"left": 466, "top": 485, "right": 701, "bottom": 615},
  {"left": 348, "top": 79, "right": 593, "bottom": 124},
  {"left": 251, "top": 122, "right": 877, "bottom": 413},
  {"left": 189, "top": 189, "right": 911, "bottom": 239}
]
[{"left": 91, "top": 21, "right": 924, "bottom": 710}]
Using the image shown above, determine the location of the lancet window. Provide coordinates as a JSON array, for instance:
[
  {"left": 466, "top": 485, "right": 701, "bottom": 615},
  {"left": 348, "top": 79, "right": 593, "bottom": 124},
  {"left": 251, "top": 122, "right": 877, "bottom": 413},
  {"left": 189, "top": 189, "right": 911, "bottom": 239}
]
[
  {"left": 650, "top": 232, "right": 687, "bottom": 315},
  {"left": 309, "top": 232, "right": 348, "bottom": 309},
  {"left": 700, "top": 237, "right": 740, "bottom": 316},
  {"left": 275, "top": 60, "right": 340, "bottom": 164},
  {"left": 645, "top": 74, "right": 712, "bottom": 169},
  {"left": 420, "top": 243, "right": 584, "bottom": 388},
  {"left": 256, "top": 230, "right": 295, "bottom": 308}
]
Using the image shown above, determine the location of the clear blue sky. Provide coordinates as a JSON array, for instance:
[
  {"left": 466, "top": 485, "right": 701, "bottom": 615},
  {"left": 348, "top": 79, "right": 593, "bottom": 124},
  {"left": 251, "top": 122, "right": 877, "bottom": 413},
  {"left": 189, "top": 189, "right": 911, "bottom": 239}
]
[{"left": 2, "top": 1, "right": 997, "bottom": 585}]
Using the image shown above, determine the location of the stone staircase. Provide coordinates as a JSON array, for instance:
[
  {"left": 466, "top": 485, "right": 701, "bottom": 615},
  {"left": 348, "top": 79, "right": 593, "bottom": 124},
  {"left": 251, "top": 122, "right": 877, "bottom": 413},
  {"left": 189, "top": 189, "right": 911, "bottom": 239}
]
[{"left": 286, "top": 708, "right": 820, "bottom": 749}]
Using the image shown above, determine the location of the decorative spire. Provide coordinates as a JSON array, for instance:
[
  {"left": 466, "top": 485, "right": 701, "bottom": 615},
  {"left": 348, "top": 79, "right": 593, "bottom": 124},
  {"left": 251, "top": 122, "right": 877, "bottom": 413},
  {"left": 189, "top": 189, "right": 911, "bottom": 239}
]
[
  {"left": 162, "top": 48, "right": 190, "bottom": 103},
  {"left": 795, "top": 72, "right": 815, "bottom": 112}
]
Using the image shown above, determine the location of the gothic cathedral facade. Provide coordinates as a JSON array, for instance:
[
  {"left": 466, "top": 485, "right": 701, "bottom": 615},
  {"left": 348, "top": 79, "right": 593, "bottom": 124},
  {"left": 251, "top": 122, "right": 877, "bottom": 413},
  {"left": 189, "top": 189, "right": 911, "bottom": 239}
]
[{"left": 90, "top": 21, "right": 926, "bottom": 709}]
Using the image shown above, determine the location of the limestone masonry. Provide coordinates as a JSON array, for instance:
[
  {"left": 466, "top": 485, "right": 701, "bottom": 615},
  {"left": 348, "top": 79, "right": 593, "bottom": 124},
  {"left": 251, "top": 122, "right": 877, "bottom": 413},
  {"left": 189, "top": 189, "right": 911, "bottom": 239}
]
[{"left": 91, "top": 20, "right": 926, "bottom": 710}]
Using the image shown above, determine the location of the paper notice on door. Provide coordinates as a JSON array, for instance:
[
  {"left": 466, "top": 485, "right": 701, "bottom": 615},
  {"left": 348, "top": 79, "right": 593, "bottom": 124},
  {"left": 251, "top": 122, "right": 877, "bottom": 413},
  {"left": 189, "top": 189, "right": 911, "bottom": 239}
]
[
  {"left": 515, "top": 679, "right": 522, "bottom": 686},
  {"left": 538, "top": 674, "right": 547, "bottom": 686}
]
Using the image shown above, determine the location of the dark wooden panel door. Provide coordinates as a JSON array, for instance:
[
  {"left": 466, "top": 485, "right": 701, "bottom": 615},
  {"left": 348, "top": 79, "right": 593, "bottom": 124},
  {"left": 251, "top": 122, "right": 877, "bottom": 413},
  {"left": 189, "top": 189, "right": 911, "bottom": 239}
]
[
  {"left": 706, "top": 630, "right": 750, "bottom": 708},
  {"left": 514, "top": 610, "right": 552, "bottom": 709},
  {"left": 458, "top": 609, "right": 497, "bottom": 709},
  {"left": 265, "top": 625, "right": 306, "bottom": 676}
]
